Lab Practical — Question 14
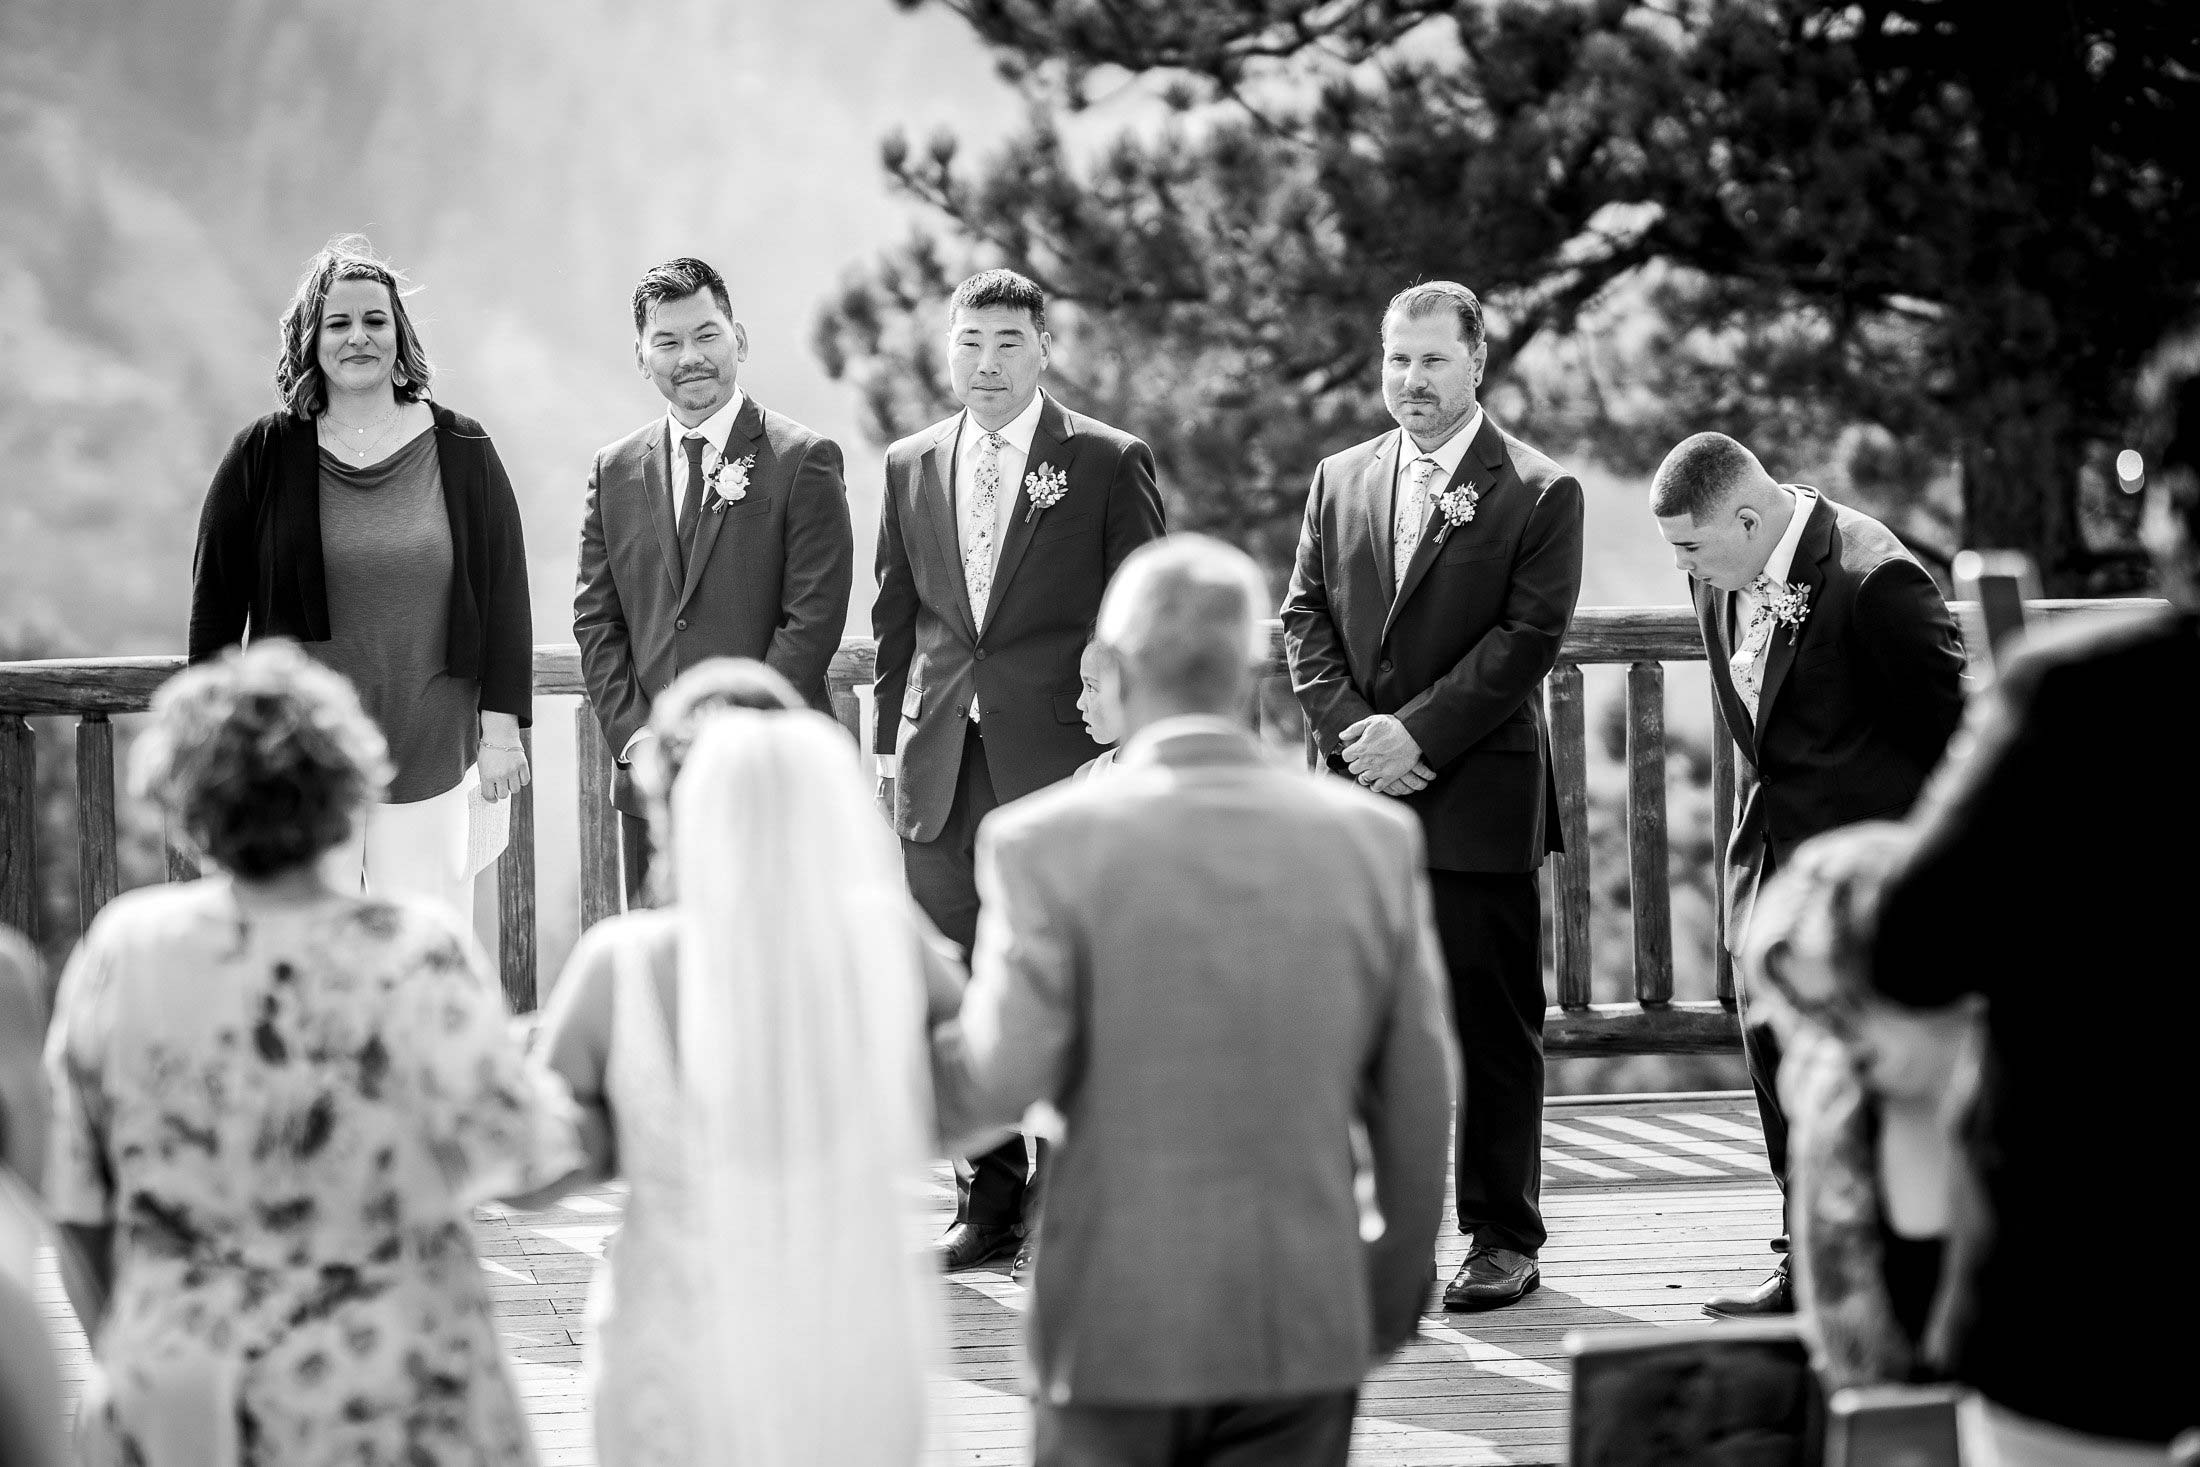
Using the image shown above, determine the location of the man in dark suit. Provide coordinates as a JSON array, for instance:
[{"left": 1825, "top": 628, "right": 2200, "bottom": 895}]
[
  {"left": 574, "top": 258, "right": 855, "bottom": 906},
  {"left": 1649, "top": 430, "right": 1965, "bottom": 1317},
  {"left": 873, "top": 268, "right": 1166, "bottom": 1272},
  {"left": 1282, "top": 281, "right": 1585, "bottom": 1312},
  {"left": 1868, "top": 378, "right": 2198, "bottom": 1452},
  {"left": 932, "top": 535, "right": 1453, "bottom": 1467}
]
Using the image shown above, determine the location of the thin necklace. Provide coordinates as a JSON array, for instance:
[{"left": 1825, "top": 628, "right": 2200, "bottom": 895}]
[{"left": 322, "top": 401, "right": 402, "bottom": 462}]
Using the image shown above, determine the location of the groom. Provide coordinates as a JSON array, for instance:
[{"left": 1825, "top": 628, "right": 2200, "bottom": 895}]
[
  {"left": 1282, "top": 281, "right": 1584, "bottom": 1312},
  {"left": 873, "top": 268, "right": 1165, "bottom": 1273},
  {"left": 575, "top": 257, "right": 855, "bottom": 905},
  {"left": 1650, "top": 431, "right": 1964, "bottom": 1317}
]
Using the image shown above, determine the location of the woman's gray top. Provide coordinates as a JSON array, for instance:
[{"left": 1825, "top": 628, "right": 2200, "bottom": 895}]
[{"left": 313, "top": 429, "right": 479, "bottom": 803}]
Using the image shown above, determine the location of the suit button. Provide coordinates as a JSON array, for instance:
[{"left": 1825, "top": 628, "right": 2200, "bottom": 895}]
[
  {"left": 957, "top": 705, "right": 969, "bottom": 719},
  {"left": 676, "top": 618, "right": 688, "bottom": 631},
  {"left": 1379, "top": 658, "right": 1394, "bottom": 674},
  {"left": 975, "top": 648, "right": 988, "bottom": 661}
]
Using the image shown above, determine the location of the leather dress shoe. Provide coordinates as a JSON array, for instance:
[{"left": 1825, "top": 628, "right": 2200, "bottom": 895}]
[
  {"left": 934, "top": 1222, "right": 1019, "bottom": 1273},
  {"left": 1703, "top": 1260, "right": 1792, "bottom": 1318},
  {"left": 1444, "top": 1246, "right": 1541, "bottom": 1311},
  {"left": 1011, "top": 1234, "right": 1037, "bottom": 1287}
]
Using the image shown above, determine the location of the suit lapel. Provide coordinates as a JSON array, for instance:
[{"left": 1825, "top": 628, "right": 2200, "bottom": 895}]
[
  {"left": 1362, "top": 430, "right": 1402, "bottom": 605},
  {"left": 1749, "top": 492, "right": 1836, "bottom": 753},
  {"left": 638, "top": 422, "right": 682, "bottom": 599},
  {"left": 674, "top": 396, "right": 765, "bottom": 616},
  {"left": 1699, "top": 579, "right": 1755, "bottom": 746},
  {"left": 980, "top": 393, "right": 1073, "bottom": 632},
  {"left": 919, "top": 418, "right": 977, "bottom": 641},
  {"left": 1382, "top": 414, "right": 1504, "bottom": 644}
]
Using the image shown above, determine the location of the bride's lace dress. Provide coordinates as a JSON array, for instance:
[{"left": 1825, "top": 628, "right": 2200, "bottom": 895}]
[{"left": 587, "top": 919, "right": 699, "bottom": 1467}]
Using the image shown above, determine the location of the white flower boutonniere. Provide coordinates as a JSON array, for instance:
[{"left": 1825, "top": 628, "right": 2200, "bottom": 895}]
[
  {"left": 706, "top": 452, "right": 755, "bottom": 510},
  {"left": 1432, "top": 482, "right": 1480, "bottom": 542},
  {"left": 1022, "top": 462, "right": 1069, "bottom": 522},
  {"left": 1750, "top": 575, "right": 1812, "bottom": 637}
]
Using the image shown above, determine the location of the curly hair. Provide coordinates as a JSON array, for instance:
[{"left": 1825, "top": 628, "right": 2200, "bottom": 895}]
[
  {"left": 274, "top": 234, "right": 435, "bottom": 419},
  {"left": 132, "top": 642, "right": 391, "bottom": 879}
]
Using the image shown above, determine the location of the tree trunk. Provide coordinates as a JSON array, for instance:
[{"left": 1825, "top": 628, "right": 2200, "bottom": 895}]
[{"left": 1956, "top": 363, "right": 2089, "bottom": 596}]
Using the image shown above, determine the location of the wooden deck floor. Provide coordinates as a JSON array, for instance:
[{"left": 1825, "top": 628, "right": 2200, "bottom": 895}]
[{"left": 35, "top": 1092, "right": 1781, "bottom": 1466}]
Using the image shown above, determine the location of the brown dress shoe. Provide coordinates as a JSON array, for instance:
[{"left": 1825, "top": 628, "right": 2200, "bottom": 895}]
[
  {"left": 1703, "top": 1261, "right": 1793, "bottom": 1318},
  {"left": 1444, "top": 1246, "right": 1541, "bottom": 1312},
  {"left": 934, "top": 1222, "right": 1019, "bottom": 1272}
]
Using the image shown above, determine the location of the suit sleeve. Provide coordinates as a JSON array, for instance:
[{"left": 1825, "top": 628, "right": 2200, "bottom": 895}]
[
  {"left": 1363, "top": 830, "right": 1456, "bottom": 1356},
  {"left": 1853, "top": 558, "right": 1968, "bottom": 773},
  {"left": 187, "top": 428, "right": 259, "bottom": 663},
  {"left": 1393, "top": 472, "right": 1584, "bottom": 767},
  {"left": 573, "top": 452, "right": 653, "bottom": 758},
  {"left": 765, "top": 435, "right": 855, "bottom": 701},
  {"left": 478, "top": 434, "right": 534, "bottom": 726},
  {"left": 1869, "top": 653, "right": 2045, "bottom": 1008},
  {"left": 929, "top": 816, "right": 1080, "bottom": 1150},
  {"left": 871, "top": 453, "right": 919, "bottom": 757},
  {"left": 1281, "top": 463, "right": 1378, "bottom": 755},
  {"left": 1101, "top": 436, "right": 1166, "bottom": 578}
]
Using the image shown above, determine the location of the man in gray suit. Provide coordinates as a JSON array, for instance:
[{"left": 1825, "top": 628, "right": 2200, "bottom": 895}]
[
  {"left": 932, "top": 534, "right": 1454, "bottom": 1467},
  {"left": 575, "top": 257, "right": 854, "bottom": 904}
]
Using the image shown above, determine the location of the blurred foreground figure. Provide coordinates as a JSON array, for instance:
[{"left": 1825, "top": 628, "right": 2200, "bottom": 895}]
[
  {"left": 1650, "top": 432, "right": 1966, "bottom": 1319},
  {"left": 531, "top": 659, "right": 944, "bottom": 1467},
  {"left": 44, "top": 642, "right": 577, "bottom": 1467},
  {"left": 0, "top": 929, "right": 67, "bottom": 1467},
  {"left": 1870, "top": 375, "right": 2200, "bottom": 1462},
  {"left": 935, "top": 535, "right": 1454, "bottom": 1467}
]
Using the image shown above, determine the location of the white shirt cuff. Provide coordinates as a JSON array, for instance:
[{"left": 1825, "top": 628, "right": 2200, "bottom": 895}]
[{"left": 876, "top": 754, "right": 900, "bottom": 777}]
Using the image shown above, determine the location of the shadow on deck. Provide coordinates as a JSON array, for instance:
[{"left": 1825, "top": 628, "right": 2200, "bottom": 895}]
[{"left": 34, "top": 1091, "right": 1779, "bottom": 1466}]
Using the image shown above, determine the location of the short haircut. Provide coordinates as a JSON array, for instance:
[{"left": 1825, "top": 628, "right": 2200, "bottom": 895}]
[
  {"left": 133, "top": 642, "right": 391, "bottom": 878},
  {"left": 949, "top": 268, "right": 1047, "bottom": 334},
  {"left": 637, "top": 658, "right": 807, "bottom": 806},
  {"left": 274, "top": 234, "right": 434, "bottom": 419},
  {"left": 1385, "top": 280, "right": 1485, "bottom": 353},
  {"left": 1096, "top": 535, "right": 1271, "bottom": 712},
  {"left": 633, "top": 257, "right": 734, "bottom": 337},
  {"left": 1650, "top": 432, "right": 1769, "bottom": 520}
]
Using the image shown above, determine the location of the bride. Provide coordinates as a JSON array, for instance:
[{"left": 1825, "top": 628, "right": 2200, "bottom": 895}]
[{"left": 526, "top": 661, "right": 944, "bottom": 1466}]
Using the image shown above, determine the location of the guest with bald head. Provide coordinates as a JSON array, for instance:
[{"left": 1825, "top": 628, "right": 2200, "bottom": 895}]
[
  {"left": 1650, "top": 431, "right": 1965, "bottom": 1319},
  {"left": 933, "top": 534, "right": 1454, "bottom": 1467}
]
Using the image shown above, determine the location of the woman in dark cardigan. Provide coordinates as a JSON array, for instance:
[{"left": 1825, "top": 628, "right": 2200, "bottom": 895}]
[{"left": 189, "top": 234, "right": 532, "bottom": 921}]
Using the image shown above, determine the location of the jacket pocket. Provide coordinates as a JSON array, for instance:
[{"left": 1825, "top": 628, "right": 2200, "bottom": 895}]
[
  {"left": 1436, "top": 534, "right": 1510, "bottom": 567},
  {"left": 902, "top": 683, "right": 924, "bottom": 719},
  {"left": 1032, "top": 510, "right": 1098, "bottom": 547},
  {"left": 1474, "top": 714, "right": 1541, "bottom": 752}
]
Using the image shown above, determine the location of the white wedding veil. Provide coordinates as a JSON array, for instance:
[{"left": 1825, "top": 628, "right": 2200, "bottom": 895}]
[{"left": 671, "top": 709, "right": 941, "bottom": 1465}]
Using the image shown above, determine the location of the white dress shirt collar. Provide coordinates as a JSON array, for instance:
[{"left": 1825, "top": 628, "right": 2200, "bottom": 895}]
[
  {"left": 665, "top": 387, "right": 747, "bottom": 458},
  {"left": 960, "top": 388, "right": 1047, "bottom": 459},
  {"left": 1760, "top": 485, "right": 1818, "bottom": 588},
  {"left": 1401, "top": 405, "right": 1483, "bottom": 481}
]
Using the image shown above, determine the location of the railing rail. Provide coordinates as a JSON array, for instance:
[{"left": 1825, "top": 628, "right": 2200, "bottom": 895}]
[{"left": 0, "top": 600, "right": 2145, "bottom": 1050}]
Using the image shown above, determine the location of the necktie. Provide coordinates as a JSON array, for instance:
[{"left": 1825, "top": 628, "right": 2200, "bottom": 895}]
[
  {"left": 1395, "top": 455, "right": 1442, "bottom": 586},
  {"left": 677, "top": 433, "right": 708, "bottom": 574},
  {"left": 965, "top": 431, "right": 1004, "bottom": 624},
  {"left": 1730, "top": 575, "right": 1778, "bottom": 720}
]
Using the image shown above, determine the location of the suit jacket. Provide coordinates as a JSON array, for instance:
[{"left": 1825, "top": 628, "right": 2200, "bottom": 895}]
[
  {"left": 1281, "top": 415, "right": 1585, "bottom": 872},
  {"left": 1869, "top": 607, "right": 2197, "bottom": 1442},
  {"left": 574, "top": 396, "right": 854, "bottom": 814},
  {"left": 1695, "top": 490, "right": 1965, "bottom": 946},
  {"left": 871, "top": 392, "right": 1164, "bottom": 842},
  {"left": 932, "top": 719, "right": 1454, "bottom": 1406}
]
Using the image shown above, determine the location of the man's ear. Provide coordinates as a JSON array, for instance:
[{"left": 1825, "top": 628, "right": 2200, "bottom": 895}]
[
  {"left": 732, "top": 322, "right": 750, "bottom": 364},
  {"left": 1735, "top": 503, "right": 1763, "bottom": 535}
]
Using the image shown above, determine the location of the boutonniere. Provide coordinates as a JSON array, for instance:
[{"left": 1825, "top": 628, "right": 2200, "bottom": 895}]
[
  {"left": 1750, "top": 576, "right": 1811, "bottom": 636},
  {"left": 1431, "top": 482, "right": 1480, "bottom": 542},
  {"left": 706, "top": 452, "right": 755, "bottom": 510},
  {"left": 1022, "top": 462, "right": 1069, "bottom": 522}
]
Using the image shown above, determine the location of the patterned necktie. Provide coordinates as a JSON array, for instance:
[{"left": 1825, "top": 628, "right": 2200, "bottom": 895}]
[
  {"left": 677, "top": 433, "right": 708, "bottom": 573},
  {"left": 965, "top": 430, "right": 1004, "bottom": 623},
  {"left": 1394, "top": 454, "right": 1442, "bottom": 586},
  {"left": 1730, "top": 574, "right": 1779, "bottom": 720}
]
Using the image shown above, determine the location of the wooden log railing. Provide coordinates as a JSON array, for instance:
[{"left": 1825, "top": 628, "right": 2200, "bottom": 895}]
[{"left": 0, "top": 600, "right": 2139, "bottom": 1052}]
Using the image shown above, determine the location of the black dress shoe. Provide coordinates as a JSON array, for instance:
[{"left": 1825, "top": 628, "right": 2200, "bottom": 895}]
[
  {"left": 935, "top": 1222, "right": 1019, "bottom": 1273},
  {"left": 1703, "top": 1261, "right": 1793, "bottom": 1318},
  {"left": 1011, "top": 1236, "right": 1036, "bottom": 1287},
  {"left": 1444, "top": 1246, "right": 1541, "bottom": 1312}
]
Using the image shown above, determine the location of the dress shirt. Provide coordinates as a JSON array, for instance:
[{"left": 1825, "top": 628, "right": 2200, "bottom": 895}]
[
  {"left": 1393, "top": 406, "right": 1483, "bottom": 586},
  {"left": 952, "top": 389, "right": 1046, "bottom": 722},
  {"left": 1730, "top": 486, "right": 1818, "bottom": 718},
  {"left": 665, "top": 388, "right": 748, "bottom": 531}
]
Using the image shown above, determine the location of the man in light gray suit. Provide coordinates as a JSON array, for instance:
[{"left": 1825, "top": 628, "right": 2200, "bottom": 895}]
[{"left": 932, "top": 534, "right": 1454, "bottom": 1467}]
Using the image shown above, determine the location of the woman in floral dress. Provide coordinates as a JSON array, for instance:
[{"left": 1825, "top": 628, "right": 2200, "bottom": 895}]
[{"left": 43, "top": 642, "right": 577, "bottom": 1467}]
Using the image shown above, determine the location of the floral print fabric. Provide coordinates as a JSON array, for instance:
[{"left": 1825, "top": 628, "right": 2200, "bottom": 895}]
[{"left": 44, "top": 881, "right": 578, "bottom": 1467}]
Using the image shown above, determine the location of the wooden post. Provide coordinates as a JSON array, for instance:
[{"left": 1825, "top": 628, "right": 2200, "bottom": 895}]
[
  {"left": 1625, "top": 662, "right": 1674, "bottom": 1008},
  {"left": 1710, "top": 695, "right": 1738, "bottom": 1006},
  {"left": 1546, "top": 664, "right": 1592, "bottom": 1009},
  {"left": 496, "top": 726, "right": 538, "bottom": 1013},
  {"left": 0, "top": 717, "right": 34, "bottom": 941},
  {"left": 76, "top": 715, "right": 119, "bottom": 933},
  {"left": 575, "top": 704, "right": 621, "bottom": 931}
]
